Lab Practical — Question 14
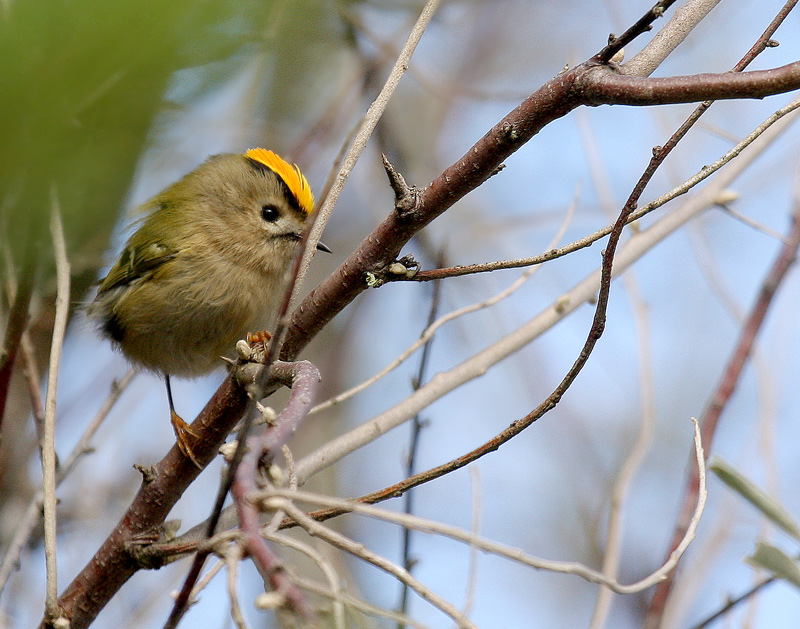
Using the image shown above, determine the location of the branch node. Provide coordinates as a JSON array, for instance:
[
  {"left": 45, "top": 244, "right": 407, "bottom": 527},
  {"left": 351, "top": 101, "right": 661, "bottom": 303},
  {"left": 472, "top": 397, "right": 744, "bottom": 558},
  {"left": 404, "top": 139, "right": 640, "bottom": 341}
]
[
  {"left": 133, "top": 463, "right": 157, "bottom": 484},
  {"left": 126, "top": 520, "right": 183, "bottom": 569},
  {"left": 488, "top": 163, "right": 507, "bottom": 179},
  {"left": 499, "top": 121, "right": 519, "bottom": 142},
  {"left": 382, "top": 154, "right": 419, "bottom": 216},
  {"left": 365, "top": 255, "right": 420, "bottom": 288}
]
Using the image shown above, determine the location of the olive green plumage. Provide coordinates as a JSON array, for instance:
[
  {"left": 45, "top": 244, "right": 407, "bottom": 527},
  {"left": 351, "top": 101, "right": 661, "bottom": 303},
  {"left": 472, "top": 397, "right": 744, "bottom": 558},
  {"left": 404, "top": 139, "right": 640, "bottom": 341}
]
[{"left": 89, "top": 150, "right": 314, "bottom": 377}]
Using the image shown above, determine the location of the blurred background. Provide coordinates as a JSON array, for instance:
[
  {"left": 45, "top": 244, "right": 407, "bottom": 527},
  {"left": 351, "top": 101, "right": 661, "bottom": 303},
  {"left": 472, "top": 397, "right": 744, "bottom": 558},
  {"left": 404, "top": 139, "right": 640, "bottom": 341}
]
[{"left": 2, "top": 0, "right": 800, "bottom": 627}]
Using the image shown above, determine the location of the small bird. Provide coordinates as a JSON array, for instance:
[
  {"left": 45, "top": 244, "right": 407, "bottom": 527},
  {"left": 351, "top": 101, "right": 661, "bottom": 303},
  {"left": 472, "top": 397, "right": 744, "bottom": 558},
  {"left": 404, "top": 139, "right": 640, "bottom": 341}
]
[{"left": 88, "top": 148, "right": 327, "bottom": 465}]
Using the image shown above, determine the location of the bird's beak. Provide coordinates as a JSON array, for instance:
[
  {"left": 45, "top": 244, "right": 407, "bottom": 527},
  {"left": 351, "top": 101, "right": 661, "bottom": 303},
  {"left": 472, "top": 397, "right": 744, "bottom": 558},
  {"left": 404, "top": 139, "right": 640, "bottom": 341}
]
[{"left": 316, "top": 241, "right": 332, "bottom": 253}]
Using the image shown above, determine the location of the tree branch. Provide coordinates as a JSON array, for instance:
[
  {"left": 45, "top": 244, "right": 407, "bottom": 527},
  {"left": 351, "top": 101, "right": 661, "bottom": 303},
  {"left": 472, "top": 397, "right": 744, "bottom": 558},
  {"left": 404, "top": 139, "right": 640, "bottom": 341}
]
[
  {"left": 49, "top": 376, "right": 250, "bottom": 629},
  {"left": 580, "top": 61, "right": 800, "bottom": 106},
  {"left": 281, "top": 57, "right": 800, "bottom": 362},
  {"left": 644, "top": 200, "right": 800, "bottom": 628}
]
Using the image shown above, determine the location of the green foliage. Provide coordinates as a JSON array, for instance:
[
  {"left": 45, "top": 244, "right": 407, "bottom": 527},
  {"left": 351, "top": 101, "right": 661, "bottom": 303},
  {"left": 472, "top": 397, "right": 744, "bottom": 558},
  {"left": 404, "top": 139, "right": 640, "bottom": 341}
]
[
  {"left": 0, "top": 0, "right": 341, "bottom": 300},
  {"left": 710, "top": 457, "right": 800, "bottom": 542},
  {"left": 711, "top": 457, "right": 800, "bottom": 591},
  {"left": 745, "top": 541, "right": 800, "bottom": 590}
]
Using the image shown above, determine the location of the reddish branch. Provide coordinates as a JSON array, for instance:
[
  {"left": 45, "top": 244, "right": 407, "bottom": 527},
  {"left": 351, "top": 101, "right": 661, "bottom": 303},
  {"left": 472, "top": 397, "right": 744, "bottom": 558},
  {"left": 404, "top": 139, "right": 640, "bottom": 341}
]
[
  {"left": 51, "top": 377, "right": 250, "bottom": 629},
  {"left": 0, "top": 265, "right": 34, "bottom": 433},
  {"left": 230, "top": 360, "right": 320, "bottom": 621},
  {"left": 278, "top": 1, "right": 800, "bottom": 531},
  {"left": 645, "top": 207, "right": 800, "bottom": 627},
  {"left": 50, "top": 9, "right": 800, "bottom": 628}
]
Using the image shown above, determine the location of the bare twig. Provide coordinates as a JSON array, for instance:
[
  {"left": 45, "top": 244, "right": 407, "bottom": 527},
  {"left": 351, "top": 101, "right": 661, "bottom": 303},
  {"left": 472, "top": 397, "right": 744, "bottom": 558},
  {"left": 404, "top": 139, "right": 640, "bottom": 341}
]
[
  {"left": 224, "top": 543, "right": 247, "bottom": 629},
  {"left": 292, "top": 0, "right": 443, "bottom": 297},
  {"left": 462, "top": 467, "right": 482, "bottom": 620},
  {"left": 691, "top": 576, "right": 776, "bottom": 628},
  {"left": 229, "top": 361, "right": 321, "bottom": 622},
  {"left": 595, "top": 0, "right": 678, "bottom": 64},
  {"left": 397, "top": 248, "right": 443, "bottom": 622},
  {"left": 275, "top": 498, "right": 478, "bottom": 629},
  {"left": 288, "top": 574, "right": 427, "bottom": 628},
  {"left": 0, "top": 369, "right": 135, "bottom": 594},
  {"left": 41, "top": 190, "right": 70, "bottom": 624},
  {"left": 20, "top": 332, "right": 47, "bottom": 453},
  {"left": 645, "top": 197, "right": 800, "bottom": 628},
  {"left": 312, "top": 187, "right": 579, "bottom": 412},
  {"left": 262, "top": 420, "right": 704, "bottom": 595},
  {"left": 262, "top": 531, "right": 345, "bottom": 628}
]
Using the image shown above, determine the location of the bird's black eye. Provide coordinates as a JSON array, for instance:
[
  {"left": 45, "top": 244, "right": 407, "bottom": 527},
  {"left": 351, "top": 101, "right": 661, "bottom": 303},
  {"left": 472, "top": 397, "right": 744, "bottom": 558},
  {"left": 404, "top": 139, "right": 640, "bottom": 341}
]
[{"left": 261, "top": 204, "right": 280, "bottom": 222}]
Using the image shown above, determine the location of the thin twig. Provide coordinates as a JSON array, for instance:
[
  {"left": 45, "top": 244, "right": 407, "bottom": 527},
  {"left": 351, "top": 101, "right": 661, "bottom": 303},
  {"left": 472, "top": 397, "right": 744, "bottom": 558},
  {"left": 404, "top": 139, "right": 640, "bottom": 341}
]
[
  {"left": 288, "top": 101, "right": 798, "bottom": 524},
  {"left": 311, "top": 186, "right": 579, "bottom": 412},
  {"left": 20, "top": 331, "right": 47, "bottom": 454},
  {"left": 462, "top": 467, "right": 482, "bottom": 620},
  {"left": 691, "top": 576, "right": 776, "bottom": 628},
  {"left": 276, "top": 499, "right": 478, "bottom": 629},
  {"left": 225, "top": 543, "right": 247, "bottom": 629},
  {"left": 262, "top": 531, "right": 345, "bottom": 628},
  {"left": 292, "top": 0, "right": 443, "bottom": 297},
  {"left": 397, "top": 248, "right": 443, "bottom": 623},
  {"left": 645, "top": 197, "right": 800, "bottom": 628},
  {"left": 43, "top": 188, "right": 70, "bottom": 623},
  {"left": 288, "top": 574, "right": 428, "bottom": 628},
  {"left": 191, "top": 558, "right": 226, "bottom": 602},
  {"left": 0, "top": 369, "right": 135, "bottom": 594},
  {"left": 595, "top": 0, "right": 678, "bottom": 64},
  {"left": 263, "top": 422, "right": 704, "bottom": 595}
]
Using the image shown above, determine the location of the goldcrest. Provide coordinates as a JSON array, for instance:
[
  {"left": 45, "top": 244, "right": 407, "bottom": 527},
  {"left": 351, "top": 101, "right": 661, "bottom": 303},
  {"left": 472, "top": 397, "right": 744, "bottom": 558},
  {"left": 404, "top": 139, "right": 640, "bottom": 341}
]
[{"left": 88, "top": 148, "right": 325, "bottom": 464}]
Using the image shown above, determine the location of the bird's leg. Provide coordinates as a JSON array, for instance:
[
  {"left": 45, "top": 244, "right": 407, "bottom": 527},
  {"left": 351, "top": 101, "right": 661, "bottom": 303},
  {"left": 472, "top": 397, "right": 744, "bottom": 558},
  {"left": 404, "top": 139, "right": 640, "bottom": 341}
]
[{"left": 165, "top": 375, "right": 202, "bottom": 468}]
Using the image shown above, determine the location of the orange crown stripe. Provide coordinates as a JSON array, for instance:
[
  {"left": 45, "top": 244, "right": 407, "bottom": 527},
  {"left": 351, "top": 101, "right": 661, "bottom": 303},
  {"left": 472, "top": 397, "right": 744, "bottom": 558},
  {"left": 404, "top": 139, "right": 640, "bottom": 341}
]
[{"left": 244, "top": 148, "right": 315, "bottom": 215}]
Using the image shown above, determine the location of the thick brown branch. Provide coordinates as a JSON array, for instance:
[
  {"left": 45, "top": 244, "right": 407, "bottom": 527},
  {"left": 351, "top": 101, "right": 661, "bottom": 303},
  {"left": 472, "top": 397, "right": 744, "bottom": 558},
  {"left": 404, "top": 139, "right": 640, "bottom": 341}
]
[
  {"left": 282, "top": 59, "right": 800, "bottom": 362},
  {"left": 281, "top": 70, "right": 583, "bottom": 360},
  {"left": 52, "top": 5, "right": 800, "bottom": 624},
  {"left": 581, "top": 60, "right": 800, "bottom": 105},
  {"left": 49, "top": 376, "right": 250, "bottom": 629}
]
